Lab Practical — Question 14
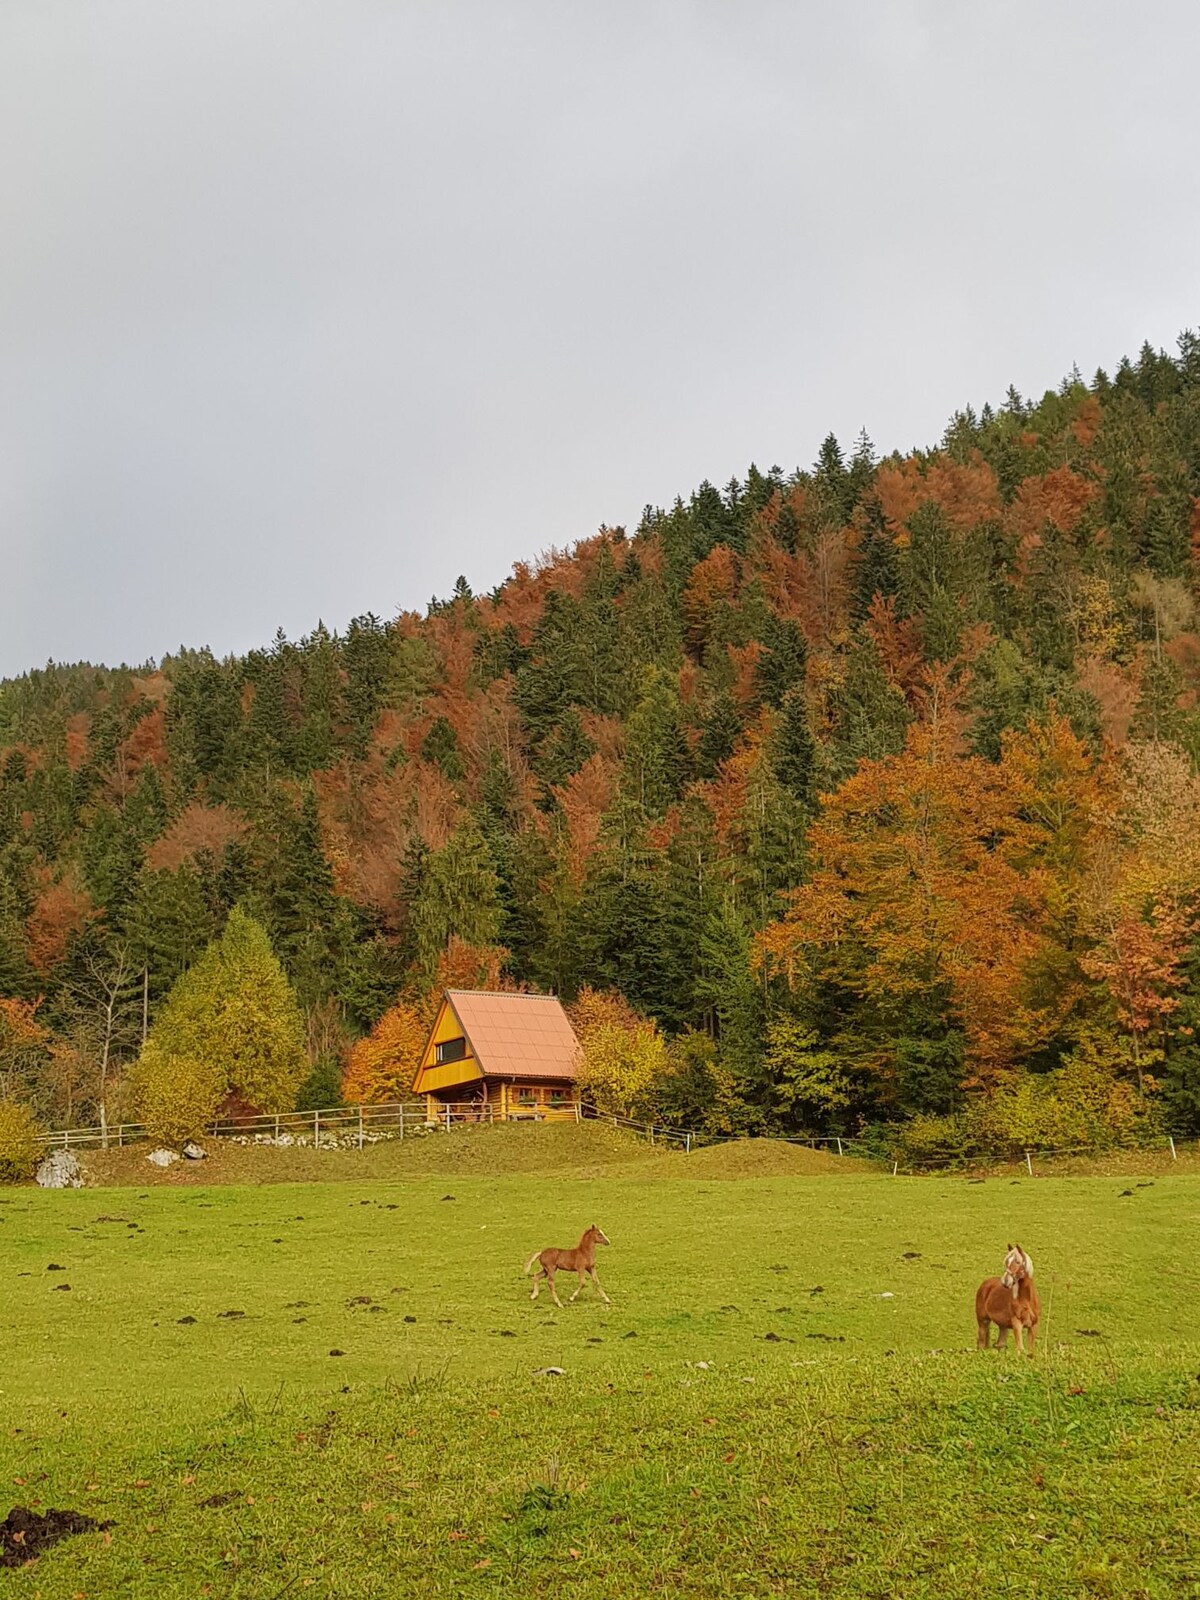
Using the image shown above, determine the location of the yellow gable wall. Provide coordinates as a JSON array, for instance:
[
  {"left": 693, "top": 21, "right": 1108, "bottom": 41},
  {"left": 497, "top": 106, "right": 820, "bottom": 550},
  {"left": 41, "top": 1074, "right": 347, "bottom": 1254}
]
[{"left": 413, "top": 998, "right": 484, "bottom": 1094}]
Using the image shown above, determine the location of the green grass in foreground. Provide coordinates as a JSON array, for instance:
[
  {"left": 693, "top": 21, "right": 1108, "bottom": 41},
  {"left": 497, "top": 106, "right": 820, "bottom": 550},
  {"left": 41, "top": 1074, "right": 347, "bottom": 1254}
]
[{"left": 2, "top": 1156, "right": 1199, "bottom": 1596}]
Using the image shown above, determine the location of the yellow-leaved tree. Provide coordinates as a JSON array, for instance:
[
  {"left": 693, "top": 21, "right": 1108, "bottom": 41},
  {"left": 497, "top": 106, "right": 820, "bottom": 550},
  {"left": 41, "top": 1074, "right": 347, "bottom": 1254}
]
[
  {"left": 568, "top": 987, "right": 665, "bottom": 1118},
  {"left": 133, "top": 906, "right": 307, "bottom": 1141},
  {"left": 342, "top": 937, "right": 512, "bottom": 1104},
  {"left": 128, "top": 1042, "right": 224, "bottom": 1147},
  {"left": 0, "top": 1099, "right": 42, "bottom": 1182},
  {"left": 342, "top": 999, "right": 428, "bottom": 1104}
]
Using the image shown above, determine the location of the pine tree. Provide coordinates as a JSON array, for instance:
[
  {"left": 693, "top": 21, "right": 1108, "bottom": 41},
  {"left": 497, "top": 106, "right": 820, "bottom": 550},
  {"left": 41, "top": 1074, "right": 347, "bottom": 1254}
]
[
  {"left": 623, "top": 667, "right": 690, "bottom": 815},
  {"left": 421, "top": 716, "right": 466, "bottom": 782},
  {"left": 755, "top": 613, "right": 808, "bottom": 708},
  {"left": 343, "top": 613, "right": 392, "bottom": 757},
  {"left": 773, "top": 688, "right": 815, "bottom": 804},
  {"left": 125, "top": 864, "right": 215, "bottom": 1010},
  {"left": 697, "top": 691, "right": 742, "bottom": 777},
  {"left": 411, "top": 820, "right": 503, "bottom": 980}
]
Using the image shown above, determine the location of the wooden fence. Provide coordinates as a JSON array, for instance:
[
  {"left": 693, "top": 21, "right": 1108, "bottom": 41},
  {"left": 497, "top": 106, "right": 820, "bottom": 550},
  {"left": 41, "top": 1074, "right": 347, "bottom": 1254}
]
[{"left": 34, "top": 1101, "right": 870, "bottom": 1156}]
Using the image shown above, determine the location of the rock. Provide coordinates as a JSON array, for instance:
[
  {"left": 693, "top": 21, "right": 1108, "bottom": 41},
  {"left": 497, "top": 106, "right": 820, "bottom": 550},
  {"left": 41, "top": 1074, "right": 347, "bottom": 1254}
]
[
  {"left": 181, "top": 1141, "right": 207, "bottom": 1161},
  {"left": 35, "top": 1150, "right": 83, "bottom": 1189},
  {"left": 147, "top": 1148, "right": 180, "bottom": 1167}
]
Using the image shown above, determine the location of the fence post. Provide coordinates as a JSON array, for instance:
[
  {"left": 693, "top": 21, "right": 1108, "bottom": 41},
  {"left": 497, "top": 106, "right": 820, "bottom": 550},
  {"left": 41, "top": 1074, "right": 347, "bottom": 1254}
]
[
  {"left": 274, "top": 1114, "right": 280, "bottom": 1142},
  {"left": 445, "top": 1102, "right": 451, "bottom": 1131},
  {"left": 314, "top": 1108, "right": 320, "bottom": 1148},
  {"left": 836, "top": 1136, "right": 843, "bottom": 1157},
  {"left": 1024, "top": 1150, "right": 1034, "bottom": 1177},
  {"left": 358, "top": 1105, "right": 364, "bottom": 1150},
  {"left": 398, "top": 1104, "right": 405, "bottom": 1140},
  {"left": 574, "top": 1102, "right": 581, "bottom": 1123},
  {"left": 892, "top": 1160, "right": 898, "bottom": 1177},
  {"left": 1169, "top": 1134, "right": 1177, "bottom": 1161},
  {"left": 685, "top": 1132, "right": 691, "bottom": 1155}
]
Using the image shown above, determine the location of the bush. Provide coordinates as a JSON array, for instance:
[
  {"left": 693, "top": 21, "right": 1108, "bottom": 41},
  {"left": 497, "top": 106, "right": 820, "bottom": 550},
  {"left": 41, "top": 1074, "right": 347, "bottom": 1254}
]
[
  {"left": 130, "top": 1042, "right": 223, "bottom": 1147},
  {"left": 887, "top": 1047, "right": 1165, "bottom": 1167},
  {"left": 891, "top": 1111, "right": 977, "bottom": 1167},
  {"left": 0, "top": 1099, "right": 42, "bottom": 1182}
]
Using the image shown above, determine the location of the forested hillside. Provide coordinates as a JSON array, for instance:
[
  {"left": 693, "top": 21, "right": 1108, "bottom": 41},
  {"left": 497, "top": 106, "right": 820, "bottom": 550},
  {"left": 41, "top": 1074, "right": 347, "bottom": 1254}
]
[{"left": 5, "top": 335, "right": 1200, "bottom": 1153}]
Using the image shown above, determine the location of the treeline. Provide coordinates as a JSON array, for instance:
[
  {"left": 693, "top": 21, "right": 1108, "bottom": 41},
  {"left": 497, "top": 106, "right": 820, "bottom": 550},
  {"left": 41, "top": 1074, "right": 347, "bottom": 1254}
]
[{"left": 4, "top": 333, "right": 1200, "bottom": 1157}]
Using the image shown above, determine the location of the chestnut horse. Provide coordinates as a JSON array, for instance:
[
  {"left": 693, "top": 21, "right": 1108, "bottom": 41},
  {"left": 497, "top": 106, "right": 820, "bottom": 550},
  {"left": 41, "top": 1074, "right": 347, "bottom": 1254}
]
[
  {"left": 524, "top": 1224, "right": 610, "bottom": 1307},
  {"left": 976, "top": 1244, "right": 1040, "bottom": 1355}
]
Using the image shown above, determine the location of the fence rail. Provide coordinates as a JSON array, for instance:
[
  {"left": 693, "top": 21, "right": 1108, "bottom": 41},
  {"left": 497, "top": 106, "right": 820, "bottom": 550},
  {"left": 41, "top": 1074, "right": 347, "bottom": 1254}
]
[
  {"left": 36, "top": 1104, "right": 1188, "bottom": 1172},
  {"left": 34, "top": 1101, "right": 869, "bottom": 1157}
]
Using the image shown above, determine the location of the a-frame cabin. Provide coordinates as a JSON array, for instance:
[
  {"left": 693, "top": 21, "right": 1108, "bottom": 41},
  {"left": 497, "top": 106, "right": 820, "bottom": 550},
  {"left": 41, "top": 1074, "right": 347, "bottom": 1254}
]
[{"left": 413, "top": 990, "right": 582, "bottom": 1122}]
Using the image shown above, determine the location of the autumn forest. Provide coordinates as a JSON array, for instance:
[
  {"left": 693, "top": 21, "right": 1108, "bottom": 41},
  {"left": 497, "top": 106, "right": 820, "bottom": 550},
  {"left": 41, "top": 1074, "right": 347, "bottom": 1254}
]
[{"left": 5, "top": 335, "right": 1200, "bottom": 1161}]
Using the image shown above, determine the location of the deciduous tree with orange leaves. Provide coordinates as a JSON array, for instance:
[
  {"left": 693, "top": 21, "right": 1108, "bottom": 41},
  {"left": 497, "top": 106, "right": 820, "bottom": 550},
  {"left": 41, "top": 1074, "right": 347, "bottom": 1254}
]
[{"left": 760, "top": 683, "right": 1104, "bottom": 1104}]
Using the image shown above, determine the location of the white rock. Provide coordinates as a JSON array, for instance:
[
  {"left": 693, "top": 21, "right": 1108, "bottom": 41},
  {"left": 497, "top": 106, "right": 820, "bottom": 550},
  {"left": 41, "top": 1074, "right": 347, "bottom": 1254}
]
[
  {"left": 35, "top": 1149, "right": 83, "bottom": 1189},
  {"left": 182, "top": 1141, "right": 207, "bottom": 1160},
  {"left": 147, "top": 1148, "right": 180, "bottom": 1167}
]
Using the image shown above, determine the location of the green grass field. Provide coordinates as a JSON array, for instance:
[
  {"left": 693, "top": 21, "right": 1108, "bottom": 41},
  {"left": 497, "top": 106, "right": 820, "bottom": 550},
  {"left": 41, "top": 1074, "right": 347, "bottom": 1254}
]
[{"left": 2, "top": 1125, "right": 1199, "bottom": 1596}]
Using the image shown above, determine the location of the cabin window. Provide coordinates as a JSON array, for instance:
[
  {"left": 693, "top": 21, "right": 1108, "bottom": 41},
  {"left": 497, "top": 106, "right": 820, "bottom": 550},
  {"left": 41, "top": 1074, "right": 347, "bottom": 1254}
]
[
  {"left": 435, "top": 1036, "right": 467, "bottom": 1066},
  {"left": 549, "top": 1090, "right": 565, "bottom": 1108}
]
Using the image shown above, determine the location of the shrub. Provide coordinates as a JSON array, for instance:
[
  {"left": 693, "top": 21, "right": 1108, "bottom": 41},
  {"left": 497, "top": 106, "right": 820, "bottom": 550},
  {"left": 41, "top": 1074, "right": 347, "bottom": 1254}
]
[
  {"left": 0, "top": 1099, "right": 42, "bottom": 1182},
  {"left": 130, "top": 1042, "right": 223, "bottom": 1147},
  {"left": 891, "top": 1111, "right": 976, "bottom": 1167},
  {"left": 653, "top": 1031, "right": 757, "bottom": 1136}
]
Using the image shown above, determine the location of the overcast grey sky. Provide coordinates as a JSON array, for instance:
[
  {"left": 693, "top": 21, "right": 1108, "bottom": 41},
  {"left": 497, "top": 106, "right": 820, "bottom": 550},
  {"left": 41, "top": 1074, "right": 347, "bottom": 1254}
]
[{"left": 2, "top": 1, "right": 1197, "bottom": 677}]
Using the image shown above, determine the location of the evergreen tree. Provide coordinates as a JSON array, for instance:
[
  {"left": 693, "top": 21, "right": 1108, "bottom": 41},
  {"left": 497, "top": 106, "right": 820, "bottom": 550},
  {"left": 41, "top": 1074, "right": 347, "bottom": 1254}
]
[
  {"left": 754, "top": 612, "right": 808, "bottom": 708},
  {"left": 411, "top": 820, "right": 503, "bottom": 980},
  {"left": 773, "top": 687, "right": 815, "bottom": 804},
  {"left": 420, "top": 715, "right": 466, "bottom": 782},
  {"left": 697, "top": 691, "right": 741, "bottom": 777},
  {"left": 125, "top": 865, "right": 216, "bottom": 1011},
  {"left": 623, "top": 667, "right": 690, "bottom": 815}
]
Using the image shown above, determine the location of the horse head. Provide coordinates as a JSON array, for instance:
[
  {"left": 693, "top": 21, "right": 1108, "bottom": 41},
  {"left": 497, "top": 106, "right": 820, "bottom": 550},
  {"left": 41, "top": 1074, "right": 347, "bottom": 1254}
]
[
  {"left": 588, "top": 1224, "right": 611, "bottom": 1247},
  {"left": 1001, "top": 1243, "right": 1033, "bottom": 1291}
]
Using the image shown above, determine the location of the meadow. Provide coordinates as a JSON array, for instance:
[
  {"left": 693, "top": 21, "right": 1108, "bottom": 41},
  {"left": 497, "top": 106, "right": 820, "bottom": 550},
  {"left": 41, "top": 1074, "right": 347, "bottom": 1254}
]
[{"left": 1, "top": 1126, "right": 1199, "bottom": 1596}]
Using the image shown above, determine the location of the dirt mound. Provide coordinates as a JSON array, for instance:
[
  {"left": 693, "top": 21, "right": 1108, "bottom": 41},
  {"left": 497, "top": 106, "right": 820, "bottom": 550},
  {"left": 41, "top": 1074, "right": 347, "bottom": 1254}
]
[
  {"left": 82, "top": 1118, "right": 664, "bottom": 1186},
  {"left": 1, "top": 1505, "right": 111, "bottom": 1567},
  {"left": 682, "top": 1139, "right": 869, "bottom": 1178}
]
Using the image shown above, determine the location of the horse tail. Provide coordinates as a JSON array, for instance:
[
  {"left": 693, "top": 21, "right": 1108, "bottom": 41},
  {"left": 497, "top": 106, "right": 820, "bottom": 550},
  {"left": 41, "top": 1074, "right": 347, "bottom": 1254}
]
[{"left": 523, "top": 1251, "right": 542, "bottom": 1275}]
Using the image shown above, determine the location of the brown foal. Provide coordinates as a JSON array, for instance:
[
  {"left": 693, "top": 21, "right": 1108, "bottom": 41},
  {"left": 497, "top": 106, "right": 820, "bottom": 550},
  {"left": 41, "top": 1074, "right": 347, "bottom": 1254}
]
[
  {"left": 524, "top": 1224, "right": 611, "bottom": 1307},
  {"left": 976, "top": 1244, "right": 1040, "bottom": 1355}
]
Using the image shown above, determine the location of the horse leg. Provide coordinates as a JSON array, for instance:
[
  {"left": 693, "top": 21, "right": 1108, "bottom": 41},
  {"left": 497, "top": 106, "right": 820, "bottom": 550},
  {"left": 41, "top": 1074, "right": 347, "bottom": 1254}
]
[
  {"left": 590, "top": 1268, "right": 610, "bottom": 1305},
  {"left": 546, "top": 1268, "right": 564, "bottom": 1309},
  {"left": 569, "top": 1268, "right": 586, "bottom": 1303},
  {"left": 530, "top": 1267, "right": 543, "bottom": 1302},
  {"left": 1014, "top": 1321, "right": 1025, "bottom": 1356},
  {"left": 996, "top": 1323, "right": 1009, "bottom": 1350},
  {"left": 977, "top": 1317, "right": 991, "bottom": 1349}
]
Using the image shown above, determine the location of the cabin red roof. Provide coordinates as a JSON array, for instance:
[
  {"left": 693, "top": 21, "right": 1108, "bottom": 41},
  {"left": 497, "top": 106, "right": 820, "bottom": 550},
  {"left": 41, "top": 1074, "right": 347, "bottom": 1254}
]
[{"left": 445, "top": 990, "right": 580, "bottom": 1082}]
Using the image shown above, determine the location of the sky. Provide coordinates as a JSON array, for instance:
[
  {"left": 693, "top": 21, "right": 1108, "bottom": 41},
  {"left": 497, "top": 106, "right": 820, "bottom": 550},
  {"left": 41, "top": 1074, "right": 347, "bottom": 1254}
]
[{"left": 2, "top": 1, "right": 1198, "bottom": 678}]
